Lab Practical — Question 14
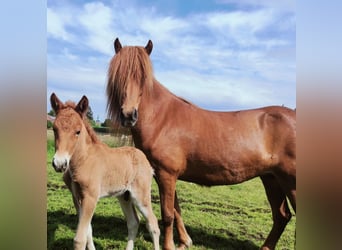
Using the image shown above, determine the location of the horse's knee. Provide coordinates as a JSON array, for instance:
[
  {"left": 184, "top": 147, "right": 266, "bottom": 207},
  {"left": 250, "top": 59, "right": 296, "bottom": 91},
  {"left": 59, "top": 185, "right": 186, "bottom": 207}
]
[{"left": 163, "top": 214, "right": 174, "bottom": 227}]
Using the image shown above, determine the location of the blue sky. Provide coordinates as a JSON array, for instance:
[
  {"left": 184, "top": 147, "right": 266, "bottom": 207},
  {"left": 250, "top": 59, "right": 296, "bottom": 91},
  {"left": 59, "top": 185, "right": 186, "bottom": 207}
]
[{"left": 47, "top": 0, "right": 295, "bottom": 121}]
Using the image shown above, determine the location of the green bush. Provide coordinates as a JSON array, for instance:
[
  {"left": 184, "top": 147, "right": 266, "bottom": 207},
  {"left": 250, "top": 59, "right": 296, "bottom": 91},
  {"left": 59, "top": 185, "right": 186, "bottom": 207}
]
[
  {"left": 47, "top": 120, "right": 53, "bottom": 129},
  {"left": 93, "top": 127, "right": 114, "bottom": 134}
]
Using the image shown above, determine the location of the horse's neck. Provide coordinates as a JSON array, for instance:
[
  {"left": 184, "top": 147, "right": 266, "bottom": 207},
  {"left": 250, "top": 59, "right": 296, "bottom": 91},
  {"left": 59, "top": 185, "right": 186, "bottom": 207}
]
[
  {"left": 139, "top": 80, "right": 173, "bottom": 121},
  {"left": 131, "top": 80, "right": 183, "bottom": 148}
]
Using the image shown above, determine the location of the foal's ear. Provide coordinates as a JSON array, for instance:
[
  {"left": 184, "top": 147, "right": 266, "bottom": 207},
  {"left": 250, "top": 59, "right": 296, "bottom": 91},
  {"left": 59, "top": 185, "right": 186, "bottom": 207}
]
[
  {"left": 114, "top": 38, "right": 122, "bottom": 54},
  {"left": 75, "top": 95, "right": 89, "bottom": 116},
  {"left": 145, "top": 40, "right": 153, "bottom": 55},
  {"left": 50, "top": 93, "right": 63, "bottom": 113}
]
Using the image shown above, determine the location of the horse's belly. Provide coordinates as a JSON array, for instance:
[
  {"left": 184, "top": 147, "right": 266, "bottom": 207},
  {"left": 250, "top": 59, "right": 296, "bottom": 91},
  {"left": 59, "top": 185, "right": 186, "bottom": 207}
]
[{"left": 179, "top": 161, "right": 263, "bottom": 186}]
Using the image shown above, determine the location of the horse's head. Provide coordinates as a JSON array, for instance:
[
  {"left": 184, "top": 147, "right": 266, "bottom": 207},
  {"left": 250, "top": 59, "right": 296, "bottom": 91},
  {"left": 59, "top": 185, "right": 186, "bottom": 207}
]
[
  {"left": 50, "top": 93, "right": 89, "bottom": 172},
  {"left": 107, "top": 38, "right": 154, "bottom": 127}
]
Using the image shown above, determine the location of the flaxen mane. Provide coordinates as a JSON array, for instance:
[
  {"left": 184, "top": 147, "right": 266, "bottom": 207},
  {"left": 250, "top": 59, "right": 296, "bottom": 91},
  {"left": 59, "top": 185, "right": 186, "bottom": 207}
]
[{"left": 106, "top": 46, "right": 154, "bottom": 122}]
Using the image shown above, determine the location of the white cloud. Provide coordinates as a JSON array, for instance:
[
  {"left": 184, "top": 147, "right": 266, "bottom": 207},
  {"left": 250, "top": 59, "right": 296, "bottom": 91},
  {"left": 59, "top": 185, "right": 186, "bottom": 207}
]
[
  {"left": 47, "top": 8, "right": 75, "bottom": 42},
  {"left": 205, "top": 9, "right": 273, "bottom": 32},
  {"left": 77, "top": 2, "right": 115, "bottom": 55}
]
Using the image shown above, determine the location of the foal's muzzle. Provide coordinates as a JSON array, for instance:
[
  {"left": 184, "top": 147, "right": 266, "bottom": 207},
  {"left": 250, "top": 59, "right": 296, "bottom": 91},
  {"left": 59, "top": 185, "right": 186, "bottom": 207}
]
[
  {"left": 120, "top": 108, "right": 138, "bottom": 127},
  {"left": 52, "top": 157, "right": 69, "bottom": 172}
]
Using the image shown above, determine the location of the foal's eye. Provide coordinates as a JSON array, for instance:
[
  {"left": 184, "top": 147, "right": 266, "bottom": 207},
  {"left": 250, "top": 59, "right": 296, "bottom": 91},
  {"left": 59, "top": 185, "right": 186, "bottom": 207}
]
[{"left": 76, "top": 130, "right": 81, "bottom": 136}]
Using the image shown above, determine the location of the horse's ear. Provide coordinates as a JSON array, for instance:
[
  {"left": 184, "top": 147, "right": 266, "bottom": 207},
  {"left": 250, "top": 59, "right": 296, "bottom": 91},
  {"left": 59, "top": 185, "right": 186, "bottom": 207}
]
[
  {"left": 50, "top": 93, "right": 63, "bottom": 113},
  {"left": 75, "top": 95, "right": 89, "bottom": 116},
  {"left": 145, "top": 40, "right": 153, "bottom": 55},
  {"left": 114, "top": 38, "right": 122, "bottom": 54}
]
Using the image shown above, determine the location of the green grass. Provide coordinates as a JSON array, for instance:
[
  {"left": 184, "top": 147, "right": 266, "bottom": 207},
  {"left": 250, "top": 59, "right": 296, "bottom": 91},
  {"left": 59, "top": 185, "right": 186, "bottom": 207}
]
[{"left": 47, "top": 131, "right": 296, "bottom": 249}]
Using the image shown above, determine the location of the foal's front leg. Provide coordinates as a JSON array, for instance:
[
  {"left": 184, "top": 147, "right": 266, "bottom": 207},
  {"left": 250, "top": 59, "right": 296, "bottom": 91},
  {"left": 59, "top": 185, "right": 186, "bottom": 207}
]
[
  {"left": 74, "top": 194, "right": 97, "bottom": 250},
  {"left": 63, "top": 169, "right": 80, "bottom": 214}
]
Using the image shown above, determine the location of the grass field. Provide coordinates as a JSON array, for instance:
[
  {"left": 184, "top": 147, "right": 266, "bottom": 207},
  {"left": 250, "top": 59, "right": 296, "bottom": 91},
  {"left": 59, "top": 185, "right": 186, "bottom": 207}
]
[{"left": 47, "top": 130, "right": 295, "bottom": 250}]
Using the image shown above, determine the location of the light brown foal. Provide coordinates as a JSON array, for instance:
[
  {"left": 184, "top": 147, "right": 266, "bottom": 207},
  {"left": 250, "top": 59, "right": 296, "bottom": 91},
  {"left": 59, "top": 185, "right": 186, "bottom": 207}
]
[{"left": 50, "top": 93, "right": 160, "bottom": 250}]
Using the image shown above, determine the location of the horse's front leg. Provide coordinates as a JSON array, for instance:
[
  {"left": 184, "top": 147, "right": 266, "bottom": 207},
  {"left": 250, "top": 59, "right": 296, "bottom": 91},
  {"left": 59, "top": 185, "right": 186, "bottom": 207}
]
[
  {"left": 156, "top": 170, "right": 177, "bottom": 250},
  {"left": 174, "top": 191, "right": 192, "bottom": 249},
  {"left": 74, "top": 194, "right": 97, "bottom": 250}
]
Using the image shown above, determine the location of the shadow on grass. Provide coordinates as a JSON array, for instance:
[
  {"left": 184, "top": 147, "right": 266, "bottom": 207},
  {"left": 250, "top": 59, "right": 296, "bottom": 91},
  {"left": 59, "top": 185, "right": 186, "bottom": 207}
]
[
  {"left": 183, "top": 225, "right": 259, "bottom": 250},
  {"left": 48, "top": 210, "right": 259, "bottom": 250},
  {"left": 47, "top": 210, "right": 128, "bottom": 250}
]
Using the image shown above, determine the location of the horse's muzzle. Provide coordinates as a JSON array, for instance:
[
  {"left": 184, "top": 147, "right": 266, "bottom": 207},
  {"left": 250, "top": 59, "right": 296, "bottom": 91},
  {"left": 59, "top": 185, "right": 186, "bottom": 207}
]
[{"left": 120, "top": 108, "right": 138, "bottom": 127}]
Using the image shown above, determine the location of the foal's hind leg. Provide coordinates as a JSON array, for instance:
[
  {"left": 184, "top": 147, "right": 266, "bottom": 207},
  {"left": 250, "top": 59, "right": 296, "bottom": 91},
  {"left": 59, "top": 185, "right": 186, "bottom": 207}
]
[
  {"left": 130, "top": 185, "right": 160, "bottom": 250},
  {"left": 260, "top": 174, "right": 292, "bottom": 250},
  {"left": 134, "top": 199, "right": 160, "bottom": 250},
  {"left": 118, "top": 194, "right": 139, "bottom": 250}
]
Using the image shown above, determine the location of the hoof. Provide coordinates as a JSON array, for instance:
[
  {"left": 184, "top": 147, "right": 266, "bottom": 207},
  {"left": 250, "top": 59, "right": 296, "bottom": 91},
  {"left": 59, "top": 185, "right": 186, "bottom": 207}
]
[{"left": 177, "top": 239, "right": 192, "bottom": 250}]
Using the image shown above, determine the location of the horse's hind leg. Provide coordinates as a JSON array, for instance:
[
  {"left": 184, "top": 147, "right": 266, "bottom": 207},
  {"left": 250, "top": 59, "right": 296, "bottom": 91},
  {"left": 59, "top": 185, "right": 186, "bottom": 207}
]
[
  {"left": 276, "top": 169, "right": 296, "bottom": 213},
  {"left": 174, "top": 191, "right": 192, "bottom": 249},
  {"left": 118, "top": 195, "right": 140, "bottom": 250},
  {"left": 260, "top": 174, "right": 292, "bottom": 250}
]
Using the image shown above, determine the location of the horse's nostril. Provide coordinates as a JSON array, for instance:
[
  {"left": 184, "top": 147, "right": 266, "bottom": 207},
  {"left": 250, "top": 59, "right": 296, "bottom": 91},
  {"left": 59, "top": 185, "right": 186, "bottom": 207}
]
[
  {"left": 120, "top": 108, "right": 138, "bottom": 127},
  {"left": 132, "top": 109, "right": 138, "bottom": 120}
]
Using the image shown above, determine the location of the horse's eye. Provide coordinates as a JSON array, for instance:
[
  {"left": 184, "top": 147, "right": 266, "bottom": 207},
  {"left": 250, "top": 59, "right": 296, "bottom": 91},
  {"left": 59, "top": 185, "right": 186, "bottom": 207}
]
[{"left": 76, "top": 130, "right": 81, "bottom": 136}]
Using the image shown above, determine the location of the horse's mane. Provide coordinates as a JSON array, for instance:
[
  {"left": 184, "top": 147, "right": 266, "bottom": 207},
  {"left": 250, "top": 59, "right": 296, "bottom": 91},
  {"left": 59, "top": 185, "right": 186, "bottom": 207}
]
[
  {"left": 62, "top": 101, "right": 100, "bottom": 144},
  {"left": 106, "top": 46, "right": 154, "bottom": 122}
]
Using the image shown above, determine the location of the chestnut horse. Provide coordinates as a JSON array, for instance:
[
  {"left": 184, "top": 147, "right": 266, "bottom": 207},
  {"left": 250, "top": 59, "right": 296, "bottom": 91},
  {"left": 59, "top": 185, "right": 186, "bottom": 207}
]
[
  {"left": 50, "top": 93, "right": 160, "bottom": 250},
  {"left": 106, "top": 38, "right": 296, "bottom": 250}
]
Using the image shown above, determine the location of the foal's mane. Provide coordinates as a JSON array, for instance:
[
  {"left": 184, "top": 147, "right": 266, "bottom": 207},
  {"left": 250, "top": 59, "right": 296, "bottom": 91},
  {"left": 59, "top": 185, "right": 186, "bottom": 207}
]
[
  {"left": 63, "top": 101, "right": 100, "bottom": 144},
  {"left": 106, "top": 46, "right": 154, "bottom": 122}
]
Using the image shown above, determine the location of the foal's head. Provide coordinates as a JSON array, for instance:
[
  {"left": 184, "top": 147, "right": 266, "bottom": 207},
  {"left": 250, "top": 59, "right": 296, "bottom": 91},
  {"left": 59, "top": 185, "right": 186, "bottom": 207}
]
[
  {"left": 50, "top": 93, "right": 89, "bottom": 172},
  {"left": 107, "top": 38, "right": 154, "bottom": 127}
]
